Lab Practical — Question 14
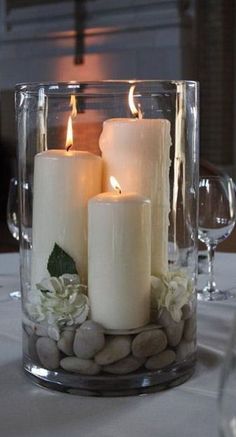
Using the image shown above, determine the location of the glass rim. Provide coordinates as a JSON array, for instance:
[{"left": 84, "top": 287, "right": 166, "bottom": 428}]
[
  {"left": 15, "top": 79, "right": 199, "bottom": 95},
  {"left": 199, "top": 175, "right": 235, "bottom": 188},
  {"left": 199, "top": 175, "right": 233, "bottom": 180}
]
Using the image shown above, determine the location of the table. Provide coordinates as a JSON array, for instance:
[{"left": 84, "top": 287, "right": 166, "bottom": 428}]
[{"left": 0, "top": 252, "right": 236, "bottom": 437}]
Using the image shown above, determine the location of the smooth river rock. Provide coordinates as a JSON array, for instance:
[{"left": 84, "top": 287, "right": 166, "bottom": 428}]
[
  {"left": 73, "top": 321, "right": 105, "bottom": 359},
  {"left": 145, "top": 349, "right": 176, "bottom": 370},
  {"left": 58, "top": 330, "right": 75, "bottom": 356},
  {"left": 22, "top": 315, "right": 36, "bottom": 333},
  {"left": 60, "top": 357, "right": 101, "bottom": 375},
  {"left": 181, "top": 302, "right": 193, "bottom": 320},
  {"left": 34, "top": 323, "right": 48, "bottom": 337},
  {"left": 165, "top": 320, "right": 184, "bottom": 347},
  {"left": 104, "top": 323, "right": 160, "bottom": 336},
  {"left": 183, "top": 315, "right": 196, "bottom": 342},
  {"left": 132, "top": 329, "right": 167, "bottom": 358},
  {"left": 36, "top": 337, "right": 60, "bottom": 370},
  {"left": 95, "top": 335, "right": 131, "bottom": 365},
  {"left": 48, "top": 325, "right": 60, "bottom": 341},
  {"left": 176, "top": 340, "right": 195, "bottom": 361},
  {"left": 103, "top": 355, "right": 145, "bottom": 374},
  {"left": 156, "top": 308, "right": 175, "bottom": 327}
]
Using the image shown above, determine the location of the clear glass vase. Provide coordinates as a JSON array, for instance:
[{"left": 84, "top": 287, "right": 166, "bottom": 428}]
[{"left": 16, "top": 80, "right": 199, "bottom": 396}]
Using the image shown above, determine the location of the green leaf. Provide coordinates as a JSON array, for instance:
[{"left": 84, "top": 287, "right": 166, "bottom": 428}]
[{"left": 47, "top": 243, "right": 78, "bottom": 277}]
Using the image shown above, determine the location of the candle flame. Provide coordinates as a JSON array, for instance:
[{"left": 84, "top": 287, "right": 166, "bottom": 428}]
[
  {"left": 65, "top": 95, "right": 77, "bottom": 151},
  {"left": 65, "top": 116, "right": 73, "bottom": 151},
  {"left": 110, "top": 176, "right": 122, "bottom": 194},
  {"left": 128, "top": 85, "right": 142, "bottom": 119},
  {"left": 70, "top": 95, "right": 77, "bottom": 119}
]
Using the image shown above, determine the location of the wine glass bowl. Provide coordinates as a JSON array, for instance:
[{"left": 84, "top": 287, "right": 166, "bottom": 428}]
[{"left": 198, "top": 175, "right": 236, "bottom": 301}]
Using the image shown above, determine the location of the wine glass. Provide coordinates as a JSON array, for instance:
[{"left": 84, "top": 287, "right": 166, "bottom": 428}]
[
  {"left": 218, "top": 313, "right": 236, "bottom": 437},
  {"left": 198, "top": 175, "right": 236, "bottom": 301}
]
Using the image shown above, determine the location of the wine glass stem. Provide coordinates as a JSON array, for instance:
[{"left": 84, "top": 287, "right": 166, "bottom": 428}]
[{"left": 207, "top": 244, "right": 217, "bottom": 294}]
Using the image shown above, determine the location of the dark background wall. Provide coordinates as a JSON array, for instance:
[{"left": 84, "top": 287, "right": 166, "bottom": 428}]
[{"left": 0, "top": 0, "right": 235, "bottom": 251}]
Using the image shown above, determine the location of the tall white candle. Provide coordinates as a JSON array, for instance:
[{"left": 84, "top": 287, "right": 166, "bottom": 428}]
[
  {"left": 88, "top": 192, "right": 151, "bottom": 330},
  {"left": 31, "top": 150, "right": 102, "bottom": 286},
  {"left": 100, "top": 118, "right": 171, "bottom": 276}
]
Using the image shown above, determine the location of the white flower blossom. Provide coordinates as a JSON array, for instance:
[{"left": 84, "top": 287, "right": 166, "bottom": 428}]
[
  {"left": 26, "top": 274, "right": 89, "bottom": 328},
  {"left": 151, "top": 271, "right": 193, "bottom": 323}
]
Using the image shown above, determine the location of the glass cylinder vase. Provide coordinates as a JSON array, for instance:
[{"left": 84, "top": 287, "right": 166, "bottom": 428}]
[{"left": 16, "top": 80, "right": 199, "bottom": 396}]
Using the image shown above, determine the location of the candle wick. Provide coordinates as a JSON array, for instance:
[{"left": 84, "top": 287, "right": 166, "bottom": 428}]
[
  {"left": 138, "top": 104, "right": 143, "bottom": 120},
  {"left": 115, "top": 187, "right": 122, "bottom": 195},
  {"left": 66, "top": 144, "right": 72, "bottom": 152},
  {"left": 132, "top": 104, "right": 142, "bottom": 120}
]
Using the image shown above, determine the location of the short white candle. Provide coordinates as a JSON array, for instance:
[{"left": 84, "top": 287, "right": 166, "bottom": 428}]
[
  {"left": 31, "top": 150, "right": 102, "bottom": 286},
  {"left": 88, "top": 191, "right": 151, "bottom": 330},
  {"left": 100, "top": 118, "right": 171, "bottom": 276}
]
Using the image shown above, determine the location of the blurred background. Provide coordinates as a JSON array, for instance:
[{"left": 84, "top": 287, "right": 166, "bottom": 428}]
[{"left": 0, "top": 0, "right": 235, "bottom": 252}]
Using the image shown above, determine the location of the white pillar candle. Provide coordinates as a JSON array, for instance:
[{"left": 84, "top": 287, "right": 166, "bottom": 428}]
[
  {"left": 31, "top": 150, "right": 102, "bottom": 286},
  {"left": 100, "top": 118, "right": 171, "bottom": 276},
  {"left": 88, "top": 192, "right": 151, "bottom": 330}
]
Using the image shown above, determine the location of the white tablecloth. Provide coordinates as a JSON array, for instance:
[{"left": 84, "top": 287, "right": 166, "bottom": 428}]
[{"left": 0, "top": 252, "right": 236, "bottom": 437}]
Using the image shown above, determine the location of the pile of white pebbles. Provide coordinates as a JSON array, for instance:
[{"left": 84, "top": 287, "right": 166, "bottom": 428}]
[{"left": 23, "top": 301, "right": 196, "bottom": 376}]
